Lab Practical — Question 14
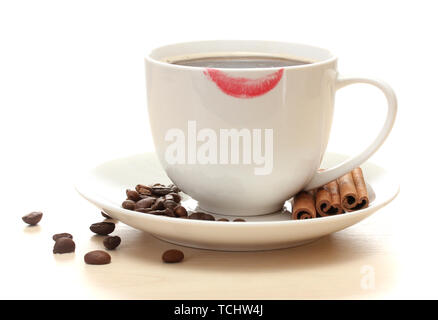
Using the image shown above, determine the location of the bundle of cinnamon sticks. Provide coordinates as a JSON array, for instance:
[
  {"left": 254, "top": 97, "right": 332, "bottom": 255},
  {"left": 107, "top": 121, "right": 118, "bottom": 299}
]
[{"left": 292, "top": 167, "right": 369, "bottom": 220}]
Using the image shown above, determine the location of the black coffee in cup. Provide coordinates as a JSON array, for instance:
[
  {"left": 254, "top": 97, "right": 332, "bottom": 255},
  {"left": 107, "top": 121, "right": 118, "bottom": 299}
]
[{"left": 170, "top": 55, "right": 311, "bottom": 68}]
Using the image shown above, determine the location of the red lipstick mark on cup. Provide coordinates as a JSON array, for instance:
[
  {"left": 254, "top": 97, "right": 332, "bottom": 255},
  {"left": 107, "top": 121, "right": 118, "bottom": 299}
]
[{"left": 204, "top": 68, "right": 284, "bottom": 98}]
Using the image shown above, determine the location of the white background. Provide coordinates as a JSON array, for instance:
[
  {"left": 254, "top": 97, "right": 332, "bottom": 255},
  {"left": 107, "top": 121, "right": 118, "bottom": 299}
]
[{"left": 0, "top": 0, "right": 437, "bottom": 299}]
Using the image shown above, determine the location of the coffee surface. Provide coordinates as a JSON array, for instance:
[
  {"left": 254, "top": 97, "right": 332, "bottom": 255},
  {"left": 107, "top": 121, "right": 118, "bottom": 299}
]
[{"left": 171, "top": 55, "right": 310, "bottom": 68}]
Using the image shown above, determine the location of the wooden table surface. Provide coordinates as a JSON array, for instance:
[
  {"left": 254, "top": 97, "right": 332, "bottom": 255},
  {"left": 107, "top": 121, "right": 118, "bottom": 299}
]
[{"left": 3, "top": 180, "right": 432, "bottom": 300}]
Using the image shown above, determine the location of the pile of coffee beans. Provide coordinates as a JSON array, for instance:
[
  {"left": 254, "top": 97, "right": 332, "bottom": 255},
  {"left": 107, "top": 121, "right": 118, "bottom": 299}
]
[
  {"left": 122, "top": 182, "right": 246, "bottom": 223},
  {"left": 121, "top": 183, "right": 188, "bottom": 218},
  {"left": 53, "top": 235, "right": 76, "bottom": 254},
  {"left": 52, "top": 232, "right": 75, "bottom": 254}
]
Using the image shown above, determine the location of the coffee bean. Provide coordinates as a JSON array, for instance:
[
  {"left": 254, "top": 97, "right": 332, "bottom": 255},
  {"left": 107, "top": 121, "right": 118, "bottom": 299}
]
[
  {"left": 202, "top": 213, "right": 215, "bottom": 221},
  {"left": 218, "top": 218, "right": 229, "bottom": 222},
  {"left": 188, "top": 212, "right": 215, "bottom": 221},
  {"left": 151, "top": 197, "right": 165, "bottom": 210},
  {"left": 52, "top": 233, "right": 73, "bottom": 241},
  {"left": 146, "top": 210, "right": 162, "bottom": 215},
  {"left": 135, "top": 197, "right": 155, "bottom": 209},
  {"left": 135, "top": 184, "right": 152, "bottom": 196},
  {"left": 168, "top": 184, "right": 181, "bottom": 193},
  {"left": 122, "top": 200, "right": 136, "bottom": 210},
  {"left": 163, "top": 208, "right": 176, "bottom": 217},
  {"left": 84, "top": 250, "right": 111, "bottom": 265},
  {"left": 101, "top": 211, "right": 111, "bottom": 219},
  {"left": 174, "top": 206, "right": 188, "bottom": 217},
  {"left": 168, "top": 192, "right": 181, "bottom": 203},
  {"left": 188, "top": 212, "right": 203, "bottom": 220},
  {"left": 103, "top": 236, "right": 121, "bottom": 250},
  {"left": 147, "top": 208, "right": 173, "bottom": 216},
  {"left": 233, "top": 218, "right": 246, "bottom": 222},
  {"left": 140, "top": 194, "right": 158, "bottom": 201},
  {"left": 22, "top": 211, "right": 43, "bottom": 226},
  {"left": 163, "top": 199, "right": 178, "bottom": 210},
  {"left": 126, "top": 189, "right": 142, "bottom": 202},
  {"left": 53, "top": 238, "right": 75, "bottom": 254},
  {"left": 162, "top": 249, "right": 184, "bottom": 263},
  {"left": 90, "top": 222, "right": 115, "bottom": 235},
  {"left": 151, "top": 186, "right": 172, "bottom": 196}
]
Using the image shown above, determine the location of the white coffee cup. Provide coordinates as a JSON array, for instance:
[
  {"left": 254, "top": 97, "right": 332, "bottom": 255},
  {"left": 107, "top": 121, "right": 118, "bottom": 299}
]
[{"left": 145, "top": 40, "right": 397, "bottom": 216}]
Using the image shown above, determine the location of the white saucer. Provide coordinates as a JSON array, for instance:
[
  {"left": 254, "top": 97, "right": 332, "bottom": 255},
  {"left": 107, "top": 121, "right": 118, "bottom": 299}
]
[{"left": 75, "top": 152, "right": 399, "bottom": 251}]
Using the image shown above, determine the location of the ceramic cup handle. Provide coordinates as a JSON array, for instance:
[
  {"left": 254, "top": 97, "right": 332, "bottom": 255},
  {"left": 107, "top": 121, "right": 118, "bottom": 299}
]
[{"left": 304, "top": 75, "right": 397, "bottom": 190}]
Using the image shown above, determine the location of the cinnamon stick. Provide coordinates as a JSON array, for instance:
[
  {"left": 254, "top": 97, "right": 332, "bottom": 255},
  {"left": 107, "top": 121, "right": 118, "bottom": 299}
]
[
  {"left": 292, "top": 191, "right": 316, "bottom": 220},
  {"left": 315, "top": 180, "right": 343, "bottom": 217},
  {"left": 337, "top": 167, "right": 369, "bottom": 212}
]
